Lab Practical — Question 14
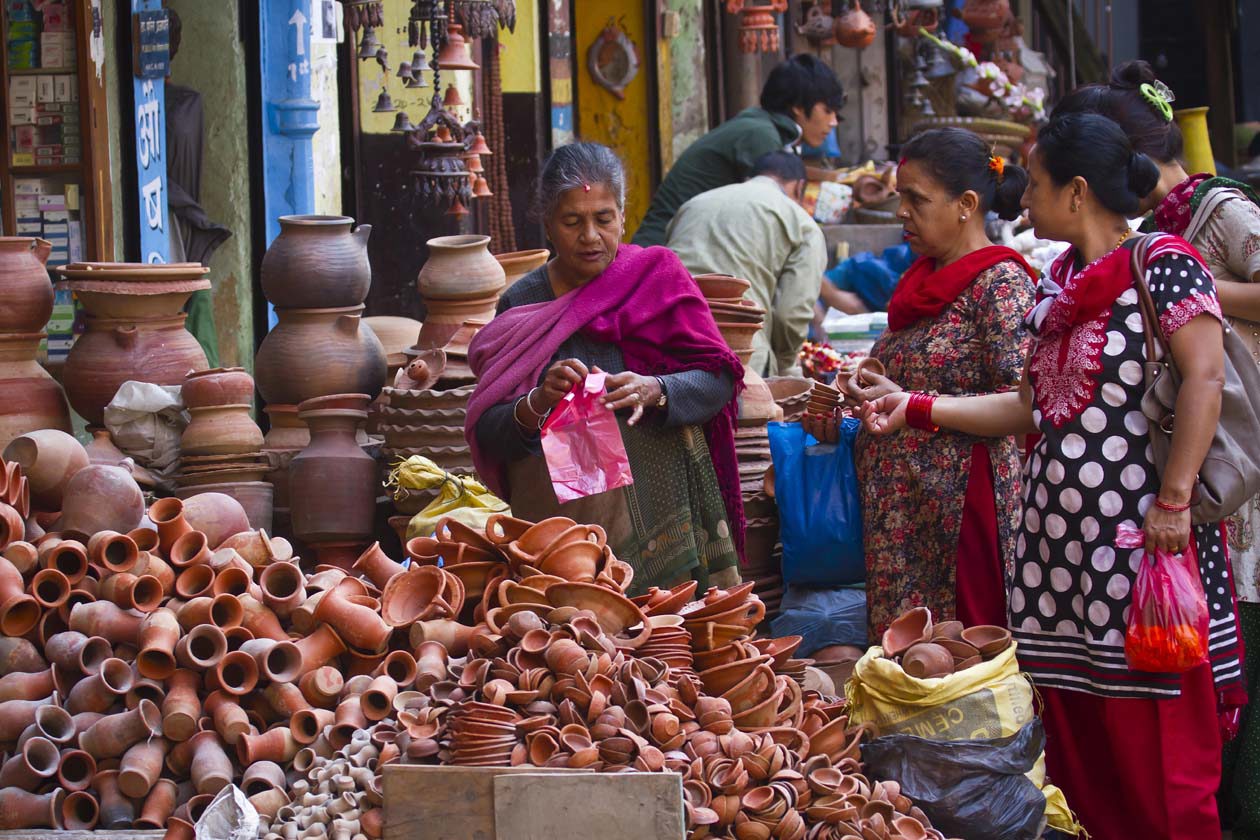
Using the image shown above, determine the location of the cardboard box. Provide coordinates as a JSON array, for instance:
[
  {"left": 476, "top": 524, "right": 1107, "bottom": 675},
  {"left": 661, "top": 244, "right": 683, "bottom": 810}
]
[
  {"left": 15, "top": 178, "right": 53, "bottom": 194},
  {"left": 9, "top": 76, "right": 36, "bottom": 106},
  {"left": 42, "top": 210, "right": 69, "bottom": 222},
  {"left": 35, "top": 75, "right": 55, "bottom": 102},
  {"left": 37, "top": 195, "right": 67, "bottom": 211},
  {"left": 16, "top": 222, "right": 42, "bottom": 235},
  {"left": 42, "top": 223, "right": 69, "bottom": 236},
  {"left": 13, "top": 125, "right": 37, "bottom": 152},
  {"left": 382, "top": 765, "right": 683, "bottom": 840},
  {"left": 53, "top": 75, "right": 73, "bottom": 103},
  {"left": 9, "top": 106, "right": 36, "bottom": 125}
]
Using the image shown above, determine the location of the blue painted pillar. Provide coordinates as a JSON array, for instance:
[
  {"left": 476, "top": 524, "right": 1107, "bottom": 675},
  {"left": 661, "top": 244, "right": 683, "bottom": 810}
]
[
  {"left": 132, "top": 0, "right": 170, "bottom": 264},
  {"left": 259, "top": 0, "right": 320, "bottom": 325}
]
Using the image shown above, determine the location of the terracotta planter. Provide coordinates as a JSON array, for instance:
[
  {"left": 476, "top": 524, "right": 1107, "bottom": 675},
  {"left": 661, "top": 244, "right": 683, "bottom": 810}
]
[
  {"left": 57, "top": 749, "right": 96, "bottom": 791},
  {"left": 0, "top": 332, "right": 73, "bottom": 448},
  {"left": 290, "top": 398, "right": 377, "bottom": 547},
  {"left": 203, "top": 690, "right": 251, "bottom": 744},
  {"left": 418, "top": 234, "right": 505, "bottom": 301},
  {"left": 118, "top": 735, "right": 169, "bottom": 798},
  {"left": 494, "top": 248, "right": 549, "bottom": 288},
  {"left": 64, "top": 656, "right": 134, "bottom": 714},
  {"left": 0, "top": 237, "right": 53, "bottom": 332},
  {"left": 255, "top": 305, "right": 387, "bottom": 405},
  {"left": 2, "top": 429, "right": 87, "bottom": 510},
  {"left": 136, "top": 778, "right": 178, "bottom": 829},
  {"left": 259, "top": 559, "right": 306, "bottom": 619},
  {"left": 68, "top": 600, "right": 143, "bottom": 646},
  {"left": 44, "top": 630, "right": 110, "bottom": 676},
  {"left": 63, "top": 313, "right": 209, "bottom": 426},
  {"left": 294, "top": 625, "right": 348, "bottom": 675},
  {"left": 0, "top": 555, "right": 38, "bottom": 636},
  {"left": 181, "top": 404, "right": 265, "bottom": 456},
  {"left": 182, "top": 367, "right": 256, "bottom": 409},
  {"left": 237, "top": 725, "right": 300, "bottom": 765},
  {"left": 77, "top": 699, "right": 163, "bottom": 759},
  {"left": 57, "top": 464, "right": 145, "bottom": 537},
  {"left": 137, "top": 608, "right": 181, "bottom": 680},
  {"left": 188, "top": 729, "right": 234, "bottom": 795},
  {"left": 0, "top": 787, "right": 63, "bottom": 829},
  {"left": 161, "top": 669, "right": 202, "bottom": 741},
  {"left": 261, "top": 215, "right": 372, "bottom": 309},
  {"left": 315, "top": 584, "right": 391, "bottom": 653},
  {"left": 352, "top": 541, "right": 407, "bottom": 588}
]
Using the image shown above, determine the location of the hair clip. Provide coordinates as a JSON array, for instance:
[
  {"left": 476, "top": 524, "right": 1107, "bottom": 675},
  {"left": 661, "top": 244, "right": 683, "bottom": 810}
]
[
  {"left": 1139, "top": 81, "right": 1175, "bottom": 122},
  {"left": 988, "top": 154, "right": 1005, "bottom": 183}
]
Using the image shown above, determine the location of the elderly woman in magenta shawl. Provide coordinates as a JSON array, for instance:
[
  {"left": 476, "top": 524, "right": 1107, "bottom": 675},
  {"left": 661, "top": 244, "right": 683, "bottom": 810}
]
[{"left": 465, "top": 143, "right": 745, "bottom": 595}]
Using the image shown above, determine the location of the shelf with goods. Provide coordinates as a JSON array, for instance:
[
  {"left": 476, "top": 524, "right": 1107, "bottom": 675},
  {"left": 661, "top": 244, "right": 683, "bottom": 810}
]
[{"left": 1, "top": 0, "right": 112, "bottom": 367}]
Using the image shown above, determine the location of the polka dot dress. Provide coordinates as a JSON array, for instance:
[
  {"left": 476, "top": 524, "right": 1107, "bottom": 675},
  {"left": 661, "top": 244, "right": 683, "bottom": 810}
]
[{"left": 1011, "top": 248, "right": 1245, "bottom": 698}]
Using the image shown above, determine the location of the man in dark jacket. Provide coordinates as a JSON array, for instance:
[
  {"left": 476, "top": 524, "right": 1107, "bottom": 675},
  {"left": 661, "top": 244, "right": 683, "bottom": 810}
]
[{"left": 632, "top": 54, "right": 844, "bottom": 247}]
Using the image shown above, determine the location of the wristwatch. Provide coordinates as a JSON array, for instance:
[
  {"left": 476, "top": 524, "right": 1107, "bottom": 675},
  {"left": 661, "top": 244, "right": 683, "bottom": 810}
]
[{"left": 654, "top": 376, "right": 668, "bottom": 408}]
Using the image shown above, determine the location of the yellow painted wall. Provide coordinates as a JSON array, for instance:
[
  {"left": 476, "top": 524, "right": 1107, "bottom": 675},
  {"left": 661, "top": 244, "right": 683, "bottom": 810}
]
[
  {"left": 501, "top": 0, "right": 540, "bottom": 94},
  {"left": 356, "top": 1, "right": 475, "bottom": 135},
  {"left": 573, "top": 5, "right": 653, "bottom": 235}
]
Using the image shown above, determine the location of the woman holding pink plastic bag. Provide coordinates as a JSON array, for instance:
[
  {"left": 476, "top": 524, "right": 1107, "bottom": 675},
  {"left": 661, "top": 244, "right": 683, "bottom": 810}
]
[{"left": 466, "top": 143, "right": 744, "bottom": 594}]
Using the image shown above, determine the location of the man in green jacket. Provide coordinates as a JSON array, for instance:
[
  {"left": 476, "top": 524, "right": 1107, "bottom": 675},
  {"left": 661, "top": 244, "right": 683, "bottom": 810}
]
[{"left": 632, "top": 54, "right": 844, "bottom": 247}]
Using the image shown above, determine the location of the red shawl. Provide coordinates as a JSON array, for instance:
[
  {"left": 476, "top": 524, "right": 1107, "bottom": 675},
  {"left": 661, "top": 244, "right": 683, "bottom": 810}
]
[
  {"left": 465, "top": 245, "right": 747, "bottom": 553},
  {"left": 887, "top": 246, "right": 1036, "bottom": 332}
]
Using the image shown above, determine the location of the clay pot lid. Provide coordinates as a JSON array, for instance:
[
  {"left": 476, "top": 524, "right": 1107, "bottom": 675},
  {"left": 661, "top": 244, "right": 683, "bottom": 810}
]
[
  {"left": 695, "top": 274, "right": 752, "bottom": 300},
  {"left": 68, "top": 277, "right": 212, "bottom": 295},
  {"left": 276, "top": 214, "right": 356, "bottom": 226}
]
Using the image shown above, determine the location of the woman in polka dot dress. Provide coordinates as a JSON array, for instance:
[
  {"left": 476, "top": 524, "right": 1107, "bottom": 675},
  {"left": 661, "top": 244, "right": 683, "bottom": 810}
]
[{"left": 861, "top": 112, "right": 1245, "bottom": 840}]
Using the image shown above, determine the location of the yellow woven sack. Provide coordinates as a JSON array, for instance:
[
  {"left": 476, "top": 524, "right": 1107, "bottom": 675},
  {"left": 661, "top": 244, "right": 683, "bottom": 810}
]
[
  {"left": 845, "top": 643, "right": 1081, "bottom": 836},
  {"left": 387, "top": 456, "right": 509, "bottom": 540}
]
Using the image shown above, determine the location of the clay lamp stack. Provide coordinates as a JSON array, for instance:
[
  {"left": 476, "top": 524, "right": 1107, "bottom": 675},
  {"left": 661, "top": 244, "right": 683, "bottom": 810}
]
[
  {"left": 54, "top": 262, "right": 211, "bottom": 429},
  {"left": 880, "top": 607, "right": 1014, "bottom": 679},
  {"left": 174, "top": 368, "right": 272, "bottom": 532},
  {"left": 374, "top": 383, "right": 477, "bottom": 489}
]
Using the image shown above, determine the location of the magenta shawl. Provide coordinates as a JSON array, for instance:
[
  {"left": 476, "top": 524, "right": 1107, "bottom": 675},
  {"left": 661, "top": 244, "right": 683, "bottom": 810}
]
[{"left": 465, "top": 245, "right": 747, "bottom": 553}]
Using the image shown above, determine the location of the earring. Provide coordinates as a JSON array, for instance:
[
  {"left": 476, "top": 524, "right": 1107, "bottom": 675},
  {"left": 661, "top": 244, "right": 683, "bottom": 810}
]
[{"left": 960, "top": 214, "right": 968, "bottom": 222}]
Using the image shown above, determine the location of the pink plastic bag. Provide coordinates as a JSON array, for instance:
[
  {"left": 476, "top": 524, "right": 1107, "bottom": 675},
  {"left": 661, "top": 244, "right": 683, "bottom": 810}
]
[
  {"left": 540, "top": 372, "right": 634, "bottom": 503},
  {"left": 1115, "top": 524, "right": 1209, "bottom": 673}
]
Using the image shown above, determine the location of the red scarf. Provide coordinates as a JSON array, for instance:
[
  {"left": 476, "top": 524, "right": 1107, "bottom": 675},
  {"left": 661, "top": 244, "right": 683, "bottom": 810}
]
[
  {"left": 887, "top": 246, "right": 1036, "bottom": 332},
  {"left": 1152, "top": 173, "right": 1210, "bottom": 237}
]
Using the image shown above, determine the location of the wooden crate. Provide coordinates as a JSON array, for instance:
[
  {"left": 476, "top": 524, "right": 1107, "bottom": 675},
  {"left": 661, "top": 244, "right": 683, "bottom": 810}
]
[{"left": 382, "top": 765, "right": 684, "bottom": 840}]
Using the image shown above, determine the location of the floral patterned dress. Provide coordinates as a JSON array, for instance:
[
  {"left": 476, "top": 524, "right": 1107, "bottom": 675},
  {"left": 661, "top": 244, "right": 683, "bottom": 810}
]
[{"left": 856, "top": 260, "right": 1035, "bottom": 637}]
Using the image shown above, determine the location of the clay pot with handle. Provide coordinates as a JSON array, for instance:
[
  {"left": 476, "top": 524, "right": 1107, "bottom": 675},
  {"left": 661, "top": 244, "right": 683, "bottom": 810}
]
[
  {"left": 63, "top": 314, "right": 209, "bottom": 426},
  {"left": 834, "top": 2, "right": 876, "bottom": 48},
  {"left": 0, "top": 332, "right": 73, "bottom": 448},
  {"left": 261, "top": 215, "right": 373, "bottom": 309},
  {"left": 0, "top": 237, "right": 54, "bottom": 332},
  {"left": 255, "top": 305, "right": 387, "bottom": 405}
]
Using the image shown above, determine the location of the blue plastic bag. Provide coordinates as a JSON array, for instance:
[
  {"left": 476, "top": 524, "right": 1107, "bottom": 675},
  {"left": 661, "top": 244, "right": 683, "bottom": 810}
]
[
  {"left": 767, "top": 420, "right": 865, "bottom": 586},
  {"left": 825, "top": 243, "right": 915, "bottom": 311},
  {"left": 770, "top": 585, "right": 868, "bottom": 654}
]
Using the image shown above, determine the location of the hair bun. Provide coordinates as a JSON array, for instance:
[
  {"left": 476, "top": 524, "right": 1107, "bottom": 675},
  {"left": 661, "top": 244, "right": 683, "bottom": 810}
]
[
  {"left": 1110, "top": 60, "right": 1157, "bottom": 91},
  {"left": 1126, "top": 150, "right": 1160, "bottom": 199}
]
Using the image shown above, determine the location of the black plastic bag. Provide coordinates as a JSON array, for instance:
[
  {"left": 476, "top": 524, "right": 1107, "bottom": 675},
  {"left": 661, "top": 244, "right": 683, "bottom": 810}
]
[{"left": 860, "top": 719, "right": 1049, "bottom": 840}]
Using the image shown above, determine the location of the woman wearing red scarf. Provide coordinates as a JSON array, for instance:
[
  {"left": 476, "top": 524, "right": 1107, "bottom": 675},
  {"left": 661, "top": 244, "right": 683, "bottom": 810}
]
[
  {"left": 466, "top": 143, "right": 744, "bottom": 595},
  {"left": 1055, "top": 62, "right": 1260, "bottom": 836},
  {"left": 809, "top": 127, "right": 1037, "bottom": 639},
  {"left": 862, "top": 112, "right": 1245, "bottom": 840}
]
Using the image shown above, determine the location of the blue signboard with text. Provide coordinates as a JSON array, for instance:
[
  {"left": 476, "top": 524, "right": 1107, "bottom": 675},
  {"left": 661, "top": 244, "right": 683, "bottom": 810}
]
[{"left": 132, "top": 0, "right": 169, "bottom": 264}]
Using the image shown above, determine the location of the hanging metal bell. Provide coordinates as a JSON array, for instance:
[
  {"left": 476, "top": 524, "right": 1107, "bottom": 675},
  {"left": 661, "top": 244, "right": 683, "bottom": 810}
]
[
  {"left": 357, "top": 27, "right": 382, "bottom": 60},
  {"left": 391, "top": 111, "right": 416, "bottom": 132},
  {"left": 374, "top": 89, "right": 397, "bottom": 113}
]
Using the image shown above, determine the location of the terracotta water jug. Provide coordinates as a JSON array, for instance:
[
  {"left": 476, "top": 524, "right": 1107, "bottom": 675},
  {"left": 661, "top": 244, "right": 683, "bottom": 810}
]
[
  {"left": 0, "top": 333, "right": 72, "bottom": 449},
  {"left": 261, "top": 215, "right": 373, "bottom": 309},
  {"left": 63, "top": 314, "right": 209, "bottom": 426},
  {"left": 0, "top": 238, "right": 53, "bottom": 333},
  {"left": 289, "top": 396, "right": 377, "bottom": 547},
  {"left": 834, "top": 3, "right": 876, "bottom": 48},
  {"left": 254, "top": 305, "right": 387, "bottom": 405},
  {"left": 417, "top": 235, "right": 506, "bottom": 301}
]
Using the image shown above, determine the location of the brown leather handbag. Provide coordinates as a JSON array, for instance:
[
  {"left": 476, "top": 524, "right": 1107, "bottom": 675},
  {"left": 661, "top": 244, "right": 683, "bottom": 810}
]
[{"left": 1130, "top": 234, "right": 1260, "bottom": 524}]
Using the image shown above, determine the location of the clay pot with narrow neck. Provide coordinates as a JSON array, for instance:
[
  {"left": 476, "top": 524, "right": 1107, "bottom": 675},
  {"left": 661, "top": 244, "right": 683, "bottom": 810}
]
[
  {"left": 261, "top": 215, "right": 373, "bottom": 309},
  {"left": 290, "top": 399, "right": 377, "bottom": 549},
  {"left": 0, "top": 237, "right": 53, "bottom": 332},
  {"left": 3, "top": 429, "right": 88, "bottom": 510},
  {"left": 0, "top": 332, "right": 73, "bottom": 448},
  {"left": 79, "top": 699, "right": 162, "bottom": 759},
  {"left": 255, "top": 305, "right": 387, "bottom": 406},
  {"left": 314, "top": 584, "right": 391, "bottom": 654},
  {"left": 418, "top": 234, "right": 506, "bottom": 301},
  {"left": 63, "top": 313, "right": 209, "bottom": 426},
  {"left": 0, "top": 787, "right": 64, "bottom": 829}
]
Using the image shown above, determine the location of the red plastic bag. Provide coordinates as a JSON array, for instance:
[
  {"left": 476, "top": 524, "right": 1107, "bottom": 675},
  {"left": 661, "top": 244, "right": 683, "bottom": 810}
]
[
  {"left": 540, "top": 372, "right": 634, "bottom": 503},
  {"left": 1116, "top": 524, "right": 1209, "bottom": 673}
]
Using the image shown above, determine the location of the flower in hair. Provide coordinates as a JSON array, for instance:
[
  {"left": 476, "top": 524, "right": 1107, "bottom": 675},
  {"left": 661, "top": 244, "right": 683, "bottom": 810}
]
[{"left": 988, "top": 154, "right": 1005, "bottom": 183}]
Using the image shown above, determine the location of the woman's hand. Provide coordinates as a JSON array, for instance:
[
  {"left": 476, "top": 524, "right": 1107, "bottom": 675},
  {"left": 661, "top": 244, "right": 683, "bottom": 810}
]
[
  {"left": 859, "top": 392, "right": 911, "bottom": 435},
  {"left": 538, "top": 359, "right": 589, "bottom": 411},
  {"left": 849, "top": 370, "right": 901, "bottom": 404},
  {"left": 1142, "top": 504, "right": 1192, "bottom": 555},
  {"left": 603, "top": 371, "right": 662, "bottom": 426}
]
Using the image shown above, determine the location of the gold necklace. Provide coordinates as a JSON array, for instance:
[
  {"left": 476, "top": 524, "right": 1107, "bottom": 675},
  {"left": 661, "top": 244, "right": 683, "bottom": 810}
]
[{"left": 1115, "top": 228, "right": 1132, "bottom": 249}]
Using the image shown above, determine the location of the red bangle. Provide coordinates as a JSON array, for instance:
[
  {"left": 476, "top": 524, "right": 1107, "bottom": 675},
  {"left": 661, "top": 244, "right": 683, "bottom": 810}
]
[
  {"left": 905, "top": 392, "right": 939, "bottom": 432},
  {"left": 1155, "top": 498, "right": 1191, "bottom": 513}
]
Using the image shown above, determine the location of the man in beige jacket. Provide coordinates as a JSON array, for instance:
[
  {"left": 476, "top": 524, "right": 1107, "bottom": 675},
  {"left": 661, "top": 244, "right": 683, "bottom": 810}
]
[{"left": 666, "top": 152, "right": 827, "bottom": 376}]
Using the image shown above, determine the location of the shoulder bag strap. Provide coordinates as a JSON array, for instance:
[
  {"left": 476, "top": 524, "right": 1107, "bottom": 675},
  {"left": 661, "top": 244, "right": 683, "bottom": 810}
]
[{"left": 1130, "top": 234, "right": 1173, "bottom": 362}]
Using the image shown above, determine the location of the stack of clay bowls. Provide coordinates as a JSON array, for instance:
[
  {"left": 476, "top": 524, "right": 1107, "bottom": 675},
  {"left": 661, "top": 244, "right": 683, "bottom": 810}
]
[
  {"left": 881, "top": 607, "right": 1013, "bottom": 679},
  {"left": 742, "top": 490, "right": 783, "bottom": 620},
  {"left": 414, "top": 235, "right": 505, "bottom": 353},
  {"left": 373, "top": 385, "right": 476, "bottom": 502},
  {"left": 56, "top": 262, "right": 211, "bottom": 428},
  {"left": 767, "top": 376, "right": 812, "bottom": 423},
  {"left": 175, "top": 368, "right": 271, "bottom": 530}
]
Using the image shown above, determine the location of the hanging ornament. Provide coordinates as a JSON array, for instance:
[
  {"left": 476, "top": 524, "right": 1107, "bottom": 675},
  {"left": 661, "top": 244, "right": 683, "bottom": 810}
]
[
  {"left": 447, "top": 197, "right": 470, "bottom": 217},
  {"left": 493, "top": 0, "right": 516, "bottom": 33},
  {"left": 408, "top": 91, "right": 474, "bottom": 216},
  {"left": 443, "top": 83, "right": 464, "bottom": 109},
  {"left": 436, "top": 22, "right": 480, "bottom": 71},
  {"left": 374, "top": 88, "right": 397, "bottom": 113},
  {"left": 454, "top": 0, "right": 499, "bottom": 40},
  {"left": 392, "top": 111, "right": 417, "bottom": 132},
  {"left": 356, "top": 26, "right": 382, "bottom": 60},
  {"left": 340, "top": 0, "right": 384, "bottom": 32},
  {"left": 462, "top": 150, "right": 484, "bottom": 174},
  {"left": 833, "top": 2, "right": 876, "bottom": 49},
  {"left": 407, "top": 0, "right": 448, "bottom": 51},
  {"left": 725, "top": 0, "right": 788, "bottom": 54},
  {"left": 472, "top": 176, "right": 493, "bottom": 199}
]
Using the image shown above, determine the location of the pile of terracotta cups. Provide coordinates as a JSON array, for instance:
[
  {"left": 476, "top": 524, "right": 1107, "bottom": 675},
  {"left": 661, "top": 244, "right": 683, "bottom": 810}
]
[{"left": 880, "top": 607, "right": 1013, "bottom": 679}]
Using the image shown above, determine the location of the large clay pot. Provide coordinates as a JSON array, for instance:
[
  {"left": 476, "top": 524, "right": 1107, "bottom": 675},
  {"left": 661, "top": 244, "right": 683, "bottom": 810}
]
[
  {"left": 417, "top": 235, "right": 505, "bottom": 301},
  {"left": 962, "top": 0, "right": 1010, "bottom": 40},
  {"left": 63, "top": 314, "right": 209, "bottom": 426},
  {"left": 0, "top": 333, "right": 72, "bottom": 449},
  {"left": 57, "top": 465, "right": 145, "bottom": 536},
  {"left": 180, "top": 405, "right": 264, "bottom": 456},
  {"left": 3, "top": 429, "right": 88, "bottom": 510},
  {"left": 260, "top": 215, "right": 372, "bottom": 309},
  {"left": 181, "top": 367, "right": 255, "bottom": 409},
  {"left": 0, "top": 238, "right": 53, "bottom": 333},
  {"left": 289, "top": 396, "right": 377, "bottom": 548},
  {"left": 57, "top": 262, "right": 210, "bottom": 320},
  {"left": 254, "top": 305, "right": 387, "bottom": 406}
]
